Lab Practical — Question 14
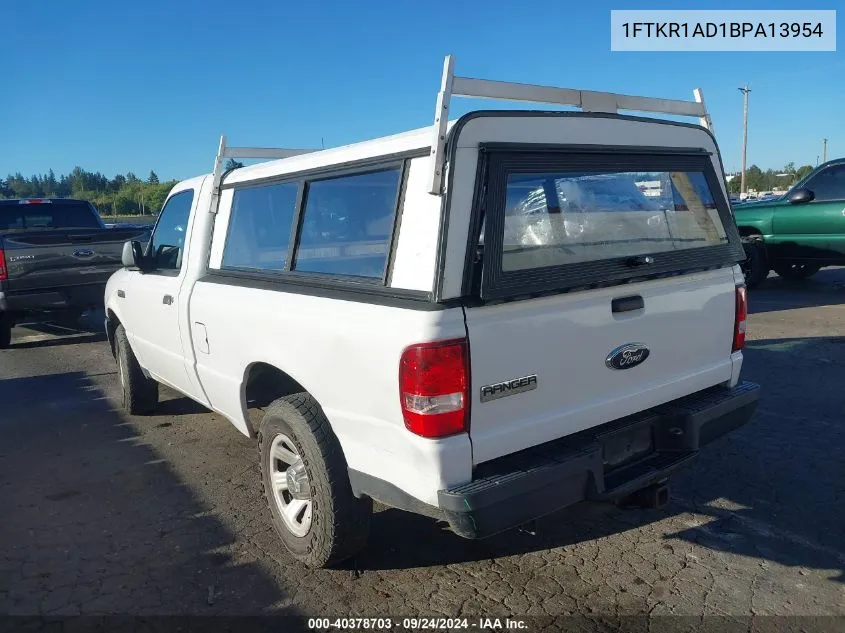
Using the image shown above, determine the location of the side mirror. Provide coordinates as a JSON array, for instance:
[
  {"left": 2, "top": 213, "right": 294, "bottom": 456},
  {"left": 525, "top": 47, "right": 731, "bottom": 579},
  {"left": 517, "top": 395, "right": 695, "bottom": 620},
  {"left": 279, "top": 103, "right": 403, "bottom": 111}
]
[
  {"left": 121, "top": 240, "right": 148, "bottom": 270},
  {"left": 121, "top": 240, "right": 136, "bottom": 267},
  {"left": 788, "top": 188, "right": 815, "bottom": 205}
]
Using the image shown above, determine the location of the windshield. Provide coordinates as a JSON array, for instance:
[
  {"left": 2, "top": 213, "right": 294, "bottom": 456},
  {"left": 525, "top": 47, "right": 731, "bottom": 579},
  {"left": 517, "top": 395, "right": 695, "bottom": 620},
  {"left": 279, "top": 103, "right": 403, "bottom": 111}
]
[{"left": 0, "top": 202, "right": 102, "bottom": 230}]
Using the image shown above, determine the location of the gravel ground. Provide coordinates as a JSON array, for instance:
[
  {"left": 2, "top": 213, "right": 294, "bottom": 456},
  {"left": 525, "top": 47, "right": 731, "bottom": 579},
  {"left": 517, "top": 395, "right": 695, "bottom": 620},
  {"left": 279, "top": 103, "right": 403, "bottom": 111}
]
[{"left": 1, "top": 269, "right": 844, "bottom": 622}]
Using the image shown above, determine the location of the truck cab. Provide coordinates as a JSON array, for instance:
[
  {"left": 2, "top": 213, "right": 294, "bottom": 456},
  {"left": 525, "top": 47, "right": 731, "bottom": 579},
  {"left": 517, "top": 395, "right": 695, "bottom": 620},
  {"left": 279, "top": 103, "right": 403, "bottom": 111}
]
[{"left": 105, "top": 56, "right": 760, "bottom": 568}]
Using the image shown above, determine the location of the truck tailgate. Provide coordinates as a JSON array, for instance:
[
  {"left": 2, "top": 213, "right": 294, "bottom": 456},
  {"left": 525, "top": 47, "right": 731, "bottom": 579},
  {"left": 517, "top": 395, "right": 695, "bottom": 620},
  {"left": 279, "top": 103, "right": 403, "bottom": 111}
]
[
  {"left": 464, "top": 268, "right": 738, "bottom": 465},
  {"left": 1, "top": 230, "right": 142, "bottom": 292}
]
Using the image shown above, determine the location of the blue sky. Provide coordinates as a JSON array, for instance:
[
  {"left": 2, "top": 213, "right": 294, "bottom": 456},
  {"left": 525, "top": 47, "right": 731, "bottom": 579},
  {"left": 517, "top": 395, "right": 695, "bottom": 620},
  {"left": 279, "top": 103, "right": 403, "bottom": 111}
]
[{"left": 1, "top": 0, "right": 842, "bottom": 181}]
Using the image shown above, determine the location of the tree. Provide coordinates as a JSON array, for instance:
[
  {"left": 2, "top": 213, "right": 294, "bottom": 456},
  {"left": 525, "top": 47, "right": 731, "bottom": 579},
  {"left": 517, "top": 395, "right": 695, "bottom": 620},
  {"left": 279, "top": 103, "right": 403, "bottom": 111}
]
[
  {"left": 225, "top": 158, "right": 244, "bottom": 170},
  {"left": 113, "top": 193, "right": 137, "bottom": 215},
  {"left": 745, "top": 165, "right": 764, "bottom": 192},
  {"left": 43, "top": 169, "right": 58, "bottom": 196},
  {"left": 144, "top": 184, "right": 170, "bottom": 214},
  {"left": 30, "top": 174, "right": 44, "bottom": 197},
  {"left": 56, "top": 175, "right": 72, "bottom": 197},
  {"left": 147, "top": 170, "right": 159, "bottom": 185},
  {"left": 8, "top": 173, "right": 33, "bottom": 198},
  {"left": 110, "top": 174, "right": 126, "bottom": 191},
  {"left": 70, "top": 166, "right": 86, "bottom": 195},
  {"left": 795, "top": 164, "right": 814, "bottom": 182}
]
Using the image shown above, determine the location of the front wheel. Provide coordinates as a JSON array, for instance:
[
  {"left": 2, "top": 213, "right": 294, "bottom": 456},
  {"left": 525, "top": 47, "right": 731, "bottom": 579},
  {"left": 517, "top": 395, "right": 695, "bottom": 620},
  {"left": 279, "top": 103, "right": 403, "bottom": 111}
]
[
  {"left": 740, "top": 241, "right": 769, "bottom": 289},
  {"left": 115, "top": 324, "right": 159, "bottom": 414},
  {"left": 772, "top": 262, "right": 822, "bottom": 281},
  {"left": 259, "top": 393, "right": 372, "bottom": 568}
]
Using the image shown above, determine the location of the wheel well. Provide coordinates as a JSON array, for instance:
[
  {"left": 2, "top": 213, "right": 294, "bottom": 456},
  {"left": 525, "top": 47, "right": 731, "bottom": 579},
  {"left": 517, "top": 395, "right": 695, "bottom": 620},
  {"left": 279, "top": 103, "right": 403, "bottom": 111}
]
[
  {"left": 242, "top": 362, "right": 308, "bottom": 435},
  {"left": 106, "top": 310, "right": 120, "bottom": 358},
  {"left": 738, "top": 227, "right": 763, "bottom": 242}
]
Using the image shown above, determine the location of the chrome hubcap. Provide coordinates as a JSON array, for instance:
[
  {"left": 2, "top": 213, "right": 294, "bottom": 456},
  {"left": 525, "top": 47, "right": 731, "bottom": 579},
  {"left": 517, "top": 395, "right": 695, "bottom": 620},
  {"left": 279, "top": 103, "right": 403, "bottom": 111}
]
[{"left": 269, "top": 433, "right": 312, "bottom": 537}]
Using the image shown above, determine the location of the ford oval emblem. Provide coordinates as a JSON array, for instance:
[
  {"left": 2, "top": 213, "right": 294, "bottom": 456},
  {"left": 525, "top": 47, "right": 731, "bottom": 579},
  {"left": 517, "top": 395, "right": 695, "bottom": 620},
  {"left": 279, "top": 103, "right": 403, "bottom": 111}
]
[
  {"left": 73, "top": 249, "right": 94, "bottom": 258},
  {"left": 606, "top": 343, "right": 650, "bottom": 370}
]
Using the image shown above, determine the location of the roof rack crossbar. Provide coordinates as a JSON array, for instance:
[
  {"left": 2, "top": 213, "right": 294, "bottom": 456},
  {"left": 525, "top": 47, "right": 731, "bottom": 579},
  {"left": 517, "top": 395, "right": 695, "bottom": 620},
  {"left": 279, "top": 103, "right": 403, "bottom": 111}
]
[
  {"left": 209, "top": 135, "right": 318, "bottom": 213},
  {"left": 427, "top": 55, "right": 713, "bottom": 195},
  {"left": 224, "top": 147, "right": 317, "bottom": 160}
]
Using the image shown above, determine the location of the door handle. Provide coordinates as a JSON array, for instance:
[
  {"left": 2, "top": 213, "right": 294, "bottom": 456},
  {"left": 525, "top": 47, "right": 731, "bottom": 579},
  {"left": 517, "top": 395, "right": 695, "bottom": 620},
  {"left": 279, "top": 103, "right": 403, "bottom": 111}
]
[
  {"left": 162, "top": 295, "right": 173, "bottom": 305},
  {"left": 612, "top": 295, "right": 644, "bottom": 313}
]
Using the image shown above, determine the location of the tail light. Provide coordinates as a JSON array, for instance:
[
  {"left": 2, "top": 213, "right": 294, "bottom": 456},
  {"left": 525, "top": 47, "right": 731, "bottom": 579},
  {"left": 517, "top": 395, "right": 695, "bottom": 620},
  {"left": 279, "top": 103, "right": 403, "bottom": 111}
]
[
  {"left": 733, "top": 285, "right": 747, "bottom": 352},
  {"left": 0, "top": 249, "right": 7, "bottom": 281},
  {"left": 399, "top": 338, "right": 469, "bottom": 438}
]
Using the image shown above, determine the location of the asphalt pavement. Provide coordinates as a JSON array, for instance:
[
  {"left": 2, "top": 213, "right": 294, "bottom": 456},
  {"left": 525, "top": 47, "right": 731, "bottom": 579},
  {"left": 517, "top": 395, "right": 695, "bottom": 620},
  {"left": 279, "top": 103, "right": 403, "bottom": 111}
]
[{"left": 1, "top": 269, "right": 844, "bottom": 619}]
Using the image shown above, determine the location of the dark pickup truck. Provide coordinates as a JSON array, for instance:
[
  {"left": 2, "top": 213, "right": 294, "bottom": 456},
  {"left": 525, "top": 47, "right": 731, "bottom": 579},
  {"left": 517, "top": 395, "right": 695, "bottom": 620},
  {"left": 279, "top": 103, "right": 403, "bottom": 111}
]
[{"left": 0, "top": 198, "right": 150, "bottom": 348}]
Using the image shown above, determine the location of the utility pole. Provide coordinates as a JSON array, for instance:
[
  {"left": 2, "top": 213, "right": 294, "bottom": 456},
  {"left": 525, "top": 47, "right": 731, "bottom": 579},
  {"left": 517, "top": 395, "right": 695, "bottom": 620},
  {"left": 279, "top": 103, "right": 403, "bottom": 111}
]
[
  {"left": 822, "top": 138, "right": 828, "bottom": 163},
  {"left": 738, "top": 85, "right": 751, "bottom": 196}
]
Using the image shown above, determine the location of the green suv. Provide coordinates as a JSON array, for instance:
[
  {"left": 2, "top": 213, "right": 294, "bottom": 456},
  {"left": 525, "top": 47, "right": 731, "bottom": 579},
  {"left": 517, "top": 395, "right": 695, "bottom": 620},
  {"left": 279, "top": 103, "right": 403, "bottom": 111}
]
[{"left": 735, "top": 157, "right": 845, "bottom": 288}]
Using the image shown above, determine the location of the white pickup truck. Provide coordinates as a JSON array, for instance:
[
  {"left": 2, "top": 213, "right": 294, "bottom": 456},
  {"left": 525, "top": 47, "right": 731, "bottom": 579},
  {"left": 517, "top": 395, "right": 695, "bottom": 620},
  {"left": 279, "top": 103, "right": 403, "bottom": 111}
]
[{"left": 105, "top": 57, "right": 760, "bottom": 568}]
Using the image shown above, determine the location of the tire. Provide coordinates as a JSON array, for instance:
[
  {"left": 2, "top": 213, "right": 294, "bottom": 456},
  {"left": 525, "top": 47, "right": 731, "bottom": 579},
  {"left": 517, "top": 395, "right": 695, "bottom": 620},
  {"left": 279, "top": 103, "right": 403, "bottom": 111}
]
[
  {"left": 0, "top": 313, "right": 10, "bottom": 349},
  {"left": 258, "top": 393, "right": 372, "bottom": 568},
  {"left": 114, "top": 324, "right": 158, "bottom": 414},
  {"left": 740, "top": 240, "right": 769, "bottom": 289},
  {"left": 772, "top": 261, "right": 822, "bottom": 281}
]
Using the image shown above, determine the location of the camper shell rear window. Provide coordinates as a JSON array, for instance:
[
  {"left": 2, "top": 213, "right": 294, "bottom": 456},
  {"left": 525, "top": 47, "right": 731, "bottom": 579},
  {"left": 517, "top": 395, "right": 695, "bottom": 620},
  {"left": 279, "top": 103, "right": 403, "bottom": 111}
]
[{"left": 475, "top": 146, "right": 746, "bottom": 300}]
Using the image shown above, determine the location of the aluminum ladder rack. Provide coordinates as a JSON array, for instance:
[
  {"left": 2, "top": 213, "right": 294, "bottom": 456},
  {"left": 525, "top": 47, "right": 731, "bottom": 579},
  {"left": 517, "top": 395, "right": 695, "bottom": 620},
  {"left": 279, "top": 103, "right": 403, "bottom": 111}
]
[
  {"left": 427, "top": 54, "right": 713, "bottom": 195},
  {"left": 208, "top": 136, "right": 316, "bottom": 213}
]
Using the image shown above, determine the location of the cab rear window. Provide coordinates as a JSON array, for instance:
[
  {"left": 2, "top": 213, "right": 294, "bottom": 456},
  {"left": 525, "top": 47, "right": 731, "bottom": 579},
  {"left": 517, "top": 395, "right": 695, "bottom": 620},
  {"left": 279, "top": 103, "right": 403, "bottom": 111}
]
[{"left": 0, "top": 202, "right": 101, "bottom": 230}]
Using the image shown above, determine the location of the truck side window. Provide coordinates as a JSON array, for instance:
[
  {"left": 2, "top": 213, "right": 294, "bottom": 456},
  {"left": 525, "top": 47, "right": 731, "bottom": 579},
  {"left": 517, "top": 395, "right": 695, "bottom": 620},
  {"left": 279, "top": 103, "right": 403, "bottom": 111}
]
[
  {"left": 292, "top": 168, "right": 401, "bottom": 279},
  {"left": 222, "top": 182, "right": 299, "bottom": 271},
  {"left": 148, "top": 189, "right": 194, "bottom": 272},
  {"left": 803, "top": 165, "right": 845, "bottom": 202}
]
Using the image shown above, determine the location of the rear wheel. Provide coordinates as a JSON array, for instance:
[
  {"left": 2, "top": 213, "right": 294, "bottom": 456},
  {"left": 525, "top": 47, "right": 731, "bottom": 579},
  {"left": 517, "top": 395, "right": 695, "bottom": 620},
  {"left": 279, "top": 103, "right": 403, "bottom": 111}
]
[
  {"left": 0, "top": 313, "right": 11, "bottom": 349},
  {"left": 258, "top": 393, "right": 372, "bottom": 568},
  {"left": 740, "top": 240, "right": 769, "bottom": 289},
  {"left": 115, "top": 324, "right": 158, "bottom": 414},
  {"left": 772, "top": 261, "right": 822, "bottom": 281}
]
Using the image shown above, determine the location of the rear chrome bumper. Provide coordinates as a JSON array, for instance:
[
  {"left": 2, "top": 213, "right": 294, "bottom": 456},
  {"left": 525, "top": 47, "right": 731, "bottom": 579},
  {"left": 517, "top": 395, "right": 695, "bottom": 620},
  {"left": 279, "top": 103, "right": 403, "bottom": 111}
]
[{"left": 438, "top": 381, "right": 760, "bottom": 539}]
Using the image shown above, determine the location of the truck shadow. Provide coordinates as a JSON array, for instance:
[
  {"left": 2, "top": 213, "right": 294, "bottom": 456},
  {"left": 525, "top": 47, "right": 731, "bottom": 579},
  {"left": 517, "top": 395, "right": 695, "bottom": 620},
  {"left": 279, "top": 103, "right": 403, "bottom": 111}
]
[
  {"left": 748, "top": 266, "right": 845, "bottom": 314},
  {"left": 0, "top": 371, "right": 293, "bottom": 616},
  {"left": 354, "top": 336, "right": 844, "bottom": 584},
  {"left": 664, "top": 334, "right": 845, "bottom": 582},
  {"left": 7, "top": 330, "right": 107, "bottom": 350},
  {"left": 152, "top": 393, "right": 212, "bottom": 416},
  {"left": 8, "top": 312, "right": 107, "bottom": 349}
]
